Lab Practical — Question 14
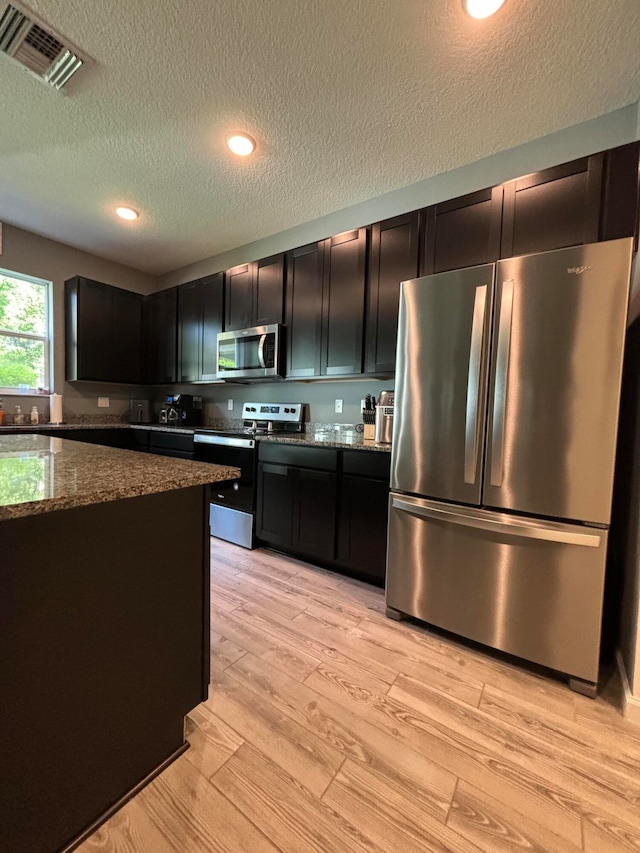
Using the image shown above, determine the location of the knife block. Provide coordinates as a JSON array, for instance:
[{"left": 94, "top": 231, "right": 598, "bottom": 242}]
[{"left": 362, "top": 409, "right": 375, "bottom": 440}]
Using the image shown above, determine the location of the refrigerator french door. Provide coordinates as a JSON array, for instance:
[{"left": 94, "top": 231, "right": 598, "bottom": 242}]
[{"left": 386, "top": 239, "right": 633, "bottom": 693}]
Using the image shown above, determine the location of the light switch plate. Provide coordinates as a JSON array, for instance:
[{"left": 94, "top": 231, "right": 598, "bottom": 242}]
[
  {"left": 97, "top": 397, "right": 109, "bottom": 408},
  {"left": 227, "top": 398, "right": 234, "bottom": 411},
  {"left": 335, "top": 399, "right": 343, "bottom": 414}
]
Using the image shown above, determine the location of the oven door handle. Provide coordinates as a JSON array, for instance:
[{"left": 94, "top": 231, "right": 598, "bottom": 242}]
[{"left": 258, "top": 334, "right": 267, "bottom": 369}]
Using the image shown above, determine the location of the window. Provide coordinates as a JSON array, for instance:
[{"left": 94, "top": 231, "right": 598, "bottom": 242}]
[{"left": 0, "top": 269, "right": 51, "bottom": 393}]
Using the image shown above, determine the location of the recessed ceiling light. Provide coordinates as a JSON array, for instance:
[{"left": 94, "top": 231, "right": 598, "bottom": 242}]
[
  {"left": 226, "top": 133, "right": 256, "bottom": 157},
  {"left": 464, "top": 0, "right": 506, "bottom": 18},
  {"left": 116, "top": 206, "right": 139, "bottom": 221}
]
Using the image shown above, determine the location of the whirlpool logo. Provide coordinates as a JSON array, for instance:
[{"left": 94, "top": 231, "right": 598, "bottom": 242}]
[{"left": 567, "top": 265, "right": 592, "bottom": 275}]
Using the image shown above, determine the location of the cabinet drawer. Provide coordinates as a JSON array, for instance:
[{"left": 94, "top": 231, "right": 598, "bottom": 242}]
[
  {"left": 342, "top": 450, "right": 390, "bottom": 480},
  {"left": 148, "top": 432, "right": 194, "bottom": 453},
  {"left": 258, "top": 442, "right": 338, "bottom": 471}
]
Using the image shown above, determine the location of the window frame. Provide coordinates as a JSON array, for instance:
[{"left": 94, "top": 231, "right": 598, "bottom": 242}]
[{"left": 0, "top": 267, "right": 53, "bottom": 395}]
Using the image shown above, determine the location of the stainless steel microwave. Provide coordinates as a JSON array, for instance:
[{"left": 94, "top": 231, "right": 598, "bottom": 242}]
[{"left": 216, "top": 324, "right": 284, "bottom": 380}]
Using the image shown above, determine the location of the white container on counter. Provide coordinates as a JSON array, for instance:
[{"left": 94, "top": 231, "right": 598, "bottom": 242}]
[{"left": 50, "top": 393, "right": 63, "bottom": 424}]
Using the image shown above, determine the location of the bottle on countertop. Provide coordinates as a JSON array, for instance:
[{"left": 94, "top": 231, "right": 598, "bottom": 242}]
[
  {"left": 14, "top": 405, "right": 25, "bottom": 426},
  {"left": 31, "top": 406, "right": 39, "bottom": 425}
]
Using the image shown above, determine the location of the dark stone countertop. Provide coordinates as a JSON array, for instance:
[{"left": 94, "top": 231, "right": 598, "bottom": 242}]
[
  {"left": 0, "top": 423, "right": 393, "bottom": 451},
  {"left": 0, "top": 434, "right": 239, "bottom": 521},
  {"left": 257, "top": 432, "right": 392, "bottom": 452}
]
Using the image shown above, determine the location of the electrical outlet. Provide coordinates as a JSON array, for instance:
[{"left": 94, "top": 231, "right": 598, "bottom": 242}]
[
  {"left": 335, "top": 399, "right": 343, "bottom": 414},
  {"left": 360, "top": 399, "right": 366, "bottom": 411},
  {"left": 227, "top": 398, "right": 234, "bottom": 411},
  {"left": 97, "top": 397, "right": 109, "bottom": 408}
]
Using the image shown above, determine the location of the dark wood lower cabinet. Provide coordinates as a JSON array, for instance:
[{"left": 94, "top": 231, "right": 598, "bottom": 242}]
[
  {"left": 256, "top": 462, "right": 295, "bottom": 549},
  {"left": 338, "top": 474, "right": 389, "bottom": 584},
  {"left": 256, "top": 462, "right": 336, "bottom": 559},
  {"left": 256, "top": 444, "right": 390, "bottom": 585},
  {"left": 292, "top": 468, "right": 337, "bottom": 561}
]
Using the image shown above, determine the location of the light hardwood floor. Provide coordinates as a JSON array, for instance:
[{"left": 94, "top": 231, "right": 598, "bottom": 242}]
[{"left": 79, "top": 539, "right": 640, "bottom": 852}]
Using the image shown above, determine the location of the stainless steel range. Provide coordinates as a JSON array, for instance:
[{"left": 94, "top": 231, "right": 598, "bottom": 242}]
[{"left": 194, "top": 402, "right": 304, "bottom": 549}]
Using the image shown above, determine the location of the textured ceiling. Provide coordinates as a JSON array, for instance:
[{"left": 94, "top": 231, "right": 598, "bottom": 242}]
[{"left": 0, "top": 0, "right": 639, "bottom": 275}]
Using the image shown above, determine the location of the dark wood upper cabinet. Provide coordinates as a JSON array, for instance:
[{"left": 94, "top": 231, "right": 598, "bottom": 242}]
[
  {"left": 65, "top": 277, "right": 143, "bottom": 383},
  {"left": 321, "top": 227, "right": 368, "bottom": 376},
  {"left": 366, "top": 212, "right": 420, "bottom": 374},
  {"left": 225, "top": 254, "right": 285, "bottom": 331},
  {"left": 111, "top": 288, "right": 143, "bottom": 384},
  {"left": 600, "top": 141, "right": 640, "bottom": 250},
  {"left": 254, "top": 254, "right": 285, "bottom": 326},
  {"left": 500, "top": 154, "right": 604, "bottom": 258},
  {"left": 144, "top": 287, "right": 178, "bottom": 384},
  {"left": 178, "top": 280, "right": 202, "bottom": 383},
  {"left": 178, "top": 273, "right": 224, "bottom": 383},
  {"left": 286, "top": 242, "right": 325, "bottom": 378},
  {"left": 201, "top": 273, "right": 225, "bottom": 380},
  {"left": 422, "top": 186, "right": 503, "bottom": 276},
  {"left": 224, "top": 264, "right": 253, "bottom": 331}
]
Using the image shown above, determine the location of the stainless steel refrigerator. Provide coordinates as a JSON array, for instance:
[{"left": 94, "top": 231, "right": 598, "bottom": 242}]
[{"left": 386, "top": 238, "right": 634, "bottom": 696}]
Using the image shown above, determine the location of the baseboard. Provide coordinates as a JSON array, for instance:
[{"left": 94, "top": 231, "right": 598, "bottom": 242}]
[{"left": 616, "top": 649, "right": 640, "bottom": 725}]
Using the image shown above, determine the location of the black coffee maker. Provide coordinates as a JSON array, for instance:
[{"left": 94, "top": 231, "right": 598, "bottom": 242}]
[{"left": 158, "top": 394, "right": 203, "bottom": 427}]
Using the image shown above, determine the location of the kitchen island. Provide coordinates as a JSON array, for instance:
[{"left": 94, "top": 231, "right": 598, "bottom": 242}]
[{"left": 0, "top": 435, "right": 239, "bottom": 853}]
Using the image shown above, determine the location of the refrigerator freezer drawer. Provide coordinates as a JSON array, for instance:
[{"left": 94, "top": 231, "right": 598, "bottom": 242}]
[{"left": 386, "top": 493, "right": 608, "bottom": 683}]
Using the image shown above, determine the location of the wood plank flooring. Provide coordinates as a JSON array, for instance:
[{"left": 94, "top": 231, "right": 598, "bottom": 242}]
[{"left": 79, "top": 539, "right": 640, "bottom": 852}]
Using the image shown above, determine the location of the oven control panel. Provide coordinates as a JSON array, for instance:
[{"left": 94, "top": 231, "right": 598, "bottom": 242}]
[{"left": 241, "top": 403, "right": 303, "bottom": 423}]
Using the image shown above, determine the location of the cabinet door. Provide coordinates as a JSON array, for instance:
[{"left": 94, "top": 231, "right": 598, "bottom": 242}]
[
  {"left": 337, "top": 475, "right": 389, "bottom": 585},
  {"left": 422, "top": 186, "right": 503, "bottom": 276},
  {"left": 501, "top": 154, "right": 603, "bottom": 258},
  {"left": 144, "top": 288, "right": 177, "bottom": 384},
  {"left": 201, "top": 273, "right": 224, "bottom": 380},
  {"left": 76, "top": 279, "right": 112, "bottom": 381},
  {"left": 178, "top": 280, "right": 202, "bottom": 383},
  {"left": 225, "top": 264, "right": 253, "bottom": 331},
  {"left": 254, "top": 254, "right": 285, "bottom": 326},
  {"left": 286, "top": 242, "right": 324, "bottom": 377},
  {"left": 111, "top": 288, "right": 143, "bottom": 383},
  {"left": 292, "top": 468, "right": 337, "bottom": 561},
  {"left": 366, "top": 213, "right": 420, "bottom": 374},
  {"left": 600, "top": 141, "right": 640, "bottom": 250},
  {"left": 256, "top": 462, "right": 294, "bottom": 548},
  {"left": 322, "top": 228, "right": 367, "bottom": 376}
]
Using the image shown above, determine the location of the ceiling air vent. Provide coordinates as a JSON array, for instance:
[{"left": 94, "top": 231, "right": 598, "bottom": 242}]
[{"left": 0, "top": 1, "right": 89, "bottom": 91}]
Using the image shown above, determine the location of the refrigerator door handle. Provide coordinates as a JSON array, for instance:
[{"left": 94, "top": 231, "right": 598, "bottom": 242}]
[
  {"left": 490, "top": 279, "right": 514, "bottom": 487},
  {"left": 391, "top": 497, "right": 602, "bottom": 548},
  {"left": 464, "top": 284, "right": 488, "bottom": 484}
]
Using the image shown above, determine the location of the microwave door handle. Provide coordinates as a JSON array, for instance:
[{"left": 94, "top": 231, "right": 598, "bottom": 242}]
[{"left": 258, "top": 334, "right": 267, "bottom": 369}]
